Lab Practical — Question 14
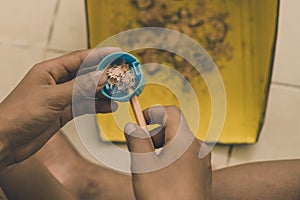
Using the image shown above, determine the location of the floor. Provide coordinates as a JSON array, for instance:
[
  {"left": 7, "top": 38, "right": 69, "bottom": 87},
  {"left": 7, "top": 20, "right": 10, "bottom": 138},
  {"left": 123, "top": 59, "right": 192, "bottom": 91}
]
[{"left": 0, "top": 0, "right": 299, "bottom": 171}]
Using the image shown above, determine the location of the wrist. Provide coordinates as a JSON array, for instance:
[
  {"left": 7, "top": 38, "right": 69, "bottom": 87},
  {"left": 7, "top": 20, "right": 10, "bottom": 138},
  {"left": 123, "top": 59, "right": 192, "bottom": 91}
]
[{"left": 0, "top": 106, "right": 14, "bottom": 171}]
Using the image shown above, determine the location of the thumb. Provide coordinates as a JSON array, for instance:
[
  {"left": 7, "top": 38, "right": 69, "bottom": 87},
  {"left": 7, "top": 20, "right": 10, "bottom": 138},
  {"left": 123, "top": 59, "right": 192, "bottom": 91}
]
[{"left": 124, "top": 123, "right": 155, "bottom": 153}]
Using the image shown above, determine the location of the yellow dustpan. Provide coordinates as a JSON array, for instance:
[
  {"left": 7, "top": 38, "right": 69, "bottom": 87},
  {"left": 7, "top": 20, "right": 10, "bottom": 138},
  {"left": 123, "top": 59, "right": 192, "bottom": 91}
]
[{"left": 85, "top": 0, "right": 279, "bottom": 144}]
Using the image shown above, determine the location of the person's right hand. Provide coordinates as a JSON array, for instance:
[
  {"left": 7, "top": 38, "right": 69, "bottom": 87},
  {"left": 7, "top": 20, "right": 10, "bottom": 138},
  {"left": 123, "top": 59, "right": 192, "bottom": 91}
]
[
  {"left": 0, "top": 48, "right": 120, "bottom": 170},
  {"left": 124, "top": 106, "right": 212, "bottom": 200}
]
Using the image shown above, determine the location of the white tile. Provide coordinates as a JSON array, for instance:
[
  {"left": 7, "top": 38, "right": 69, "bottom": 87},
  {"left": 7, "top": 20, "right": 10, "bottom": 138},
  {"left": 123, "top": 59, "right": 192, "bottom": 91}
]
[
  {"left": 211, "top": 145, "right": 230, "bottom": 170},
  {"left": 0, "top": 0, "right": 58, "bottom": 47},
  {"left": 49, "top": 0, "right": 87, "bottom": 51},
  {"left": 272, "top": 0, "right": 300, "bottom": 86},
  {"left": 229, "top": 84, "right": 300, "bottom": 166},
  {"left": 45, "top": 50, "right": 67, "bottom": 60},
  {"left": 0, "top": 45, "right": 45, "bottom": 101}
]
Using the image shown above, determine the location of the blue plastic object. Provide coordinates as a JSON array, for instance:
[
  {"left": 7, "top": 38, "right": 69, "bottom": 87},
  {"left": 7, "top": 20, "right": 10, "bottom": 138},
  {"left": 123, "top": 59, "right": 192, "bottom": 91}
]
[{"left": 96, "top": 52, "right": 145, "bottom": 102}]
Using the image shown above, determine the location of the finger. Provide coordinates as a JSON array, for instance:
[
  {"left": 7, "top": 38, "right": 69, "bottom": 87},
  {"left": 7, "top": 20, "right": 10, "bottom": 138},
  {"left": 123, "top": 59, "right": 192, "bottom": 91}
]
[
  {"left": 73, "top": 70, "right": 108, "bottom": 100},
  {"left": 74, "top": 99, "right": 118, "bottom": 115},
  {"left": 124, "top": 123, "right": 154, "bottom": 153},
  {"left": 60, "top": 99, "right": 118, "bottom": 126},
  {"left": 53, "top": 70, "right": 108, "bottom": 107},
  {"left": 42, "top": 47, "right": 121, "bottom": 83},
  {"left": 143, "top": 106, "right": 190, "bottom": 144},
  {"left": 76, "top": 64, "right": 98, "bottom": 77},
  {"left": 95, "top": 87, "right": 110, "bottom": 99},
  {"left": 149, "top": 126, "right": 165, "bottom": 148}
]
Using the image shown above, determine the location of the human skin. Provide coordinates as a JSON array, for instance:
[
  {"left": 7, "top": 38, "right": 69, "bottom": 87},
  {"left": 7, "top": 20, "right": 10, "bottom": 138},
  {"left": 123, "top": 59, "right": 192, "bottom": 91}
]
[
  {"left": 124, "top": 106, "right": 300, "bottom": 200},
  {"left": 0, "top": 48, "right": 299, "bottom": 199},
  {"left": 0, "top": 47, "right": 120, "bottom": 171},
  {"left": 1, "top": 106, "right": 212, "bottom": 200},
  {"left": 1, "top": 132, "right": 135, "bottom": 200},
  {"left": 211, "top": 159, "right": 300, "bottom": 200},
  {"left": 124, "top": 106, "right": 212, "bottom": 200},
  {"left": 1, "top": 127, "right": 300, "bottom": 200},
  {"left": 0, "top": 158, "right": 77, "bottom": 200}
]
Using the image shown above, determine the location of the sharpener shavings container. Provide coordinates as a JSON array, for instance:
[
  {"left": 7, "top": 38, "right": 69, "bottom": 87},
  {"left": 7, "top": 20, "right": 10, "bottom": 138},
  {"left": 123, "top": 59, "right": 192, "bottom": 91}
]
[{"left": 96, "top": 52, "right": 145, "bottom": 102}]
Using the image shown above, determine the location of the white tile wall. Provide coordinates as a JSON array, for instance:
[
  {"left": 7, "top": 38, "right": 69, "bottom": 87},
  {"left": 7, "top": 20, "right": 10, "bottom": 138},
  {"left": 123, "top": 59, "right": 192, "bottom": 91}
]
[
  {"left": 48, "top": 0, "right": 87, "bottom": 51},
  {"left": 0, "top": 0, "right": 58, "bottom": 48},
  {"left": 272, "top": 0, "right": 300, "bottom": 86},
  {"left": 45, "top": 49, "right": 66, "bottom": 60},
  {"left": 0, "top": 44, "right": 45, "bottom": 101},
  {"left": 211, "top": 146, "right": 230, "bottom": 170},
  {"left": 229, "top": 84, "right": 300, "bottom": 165}
]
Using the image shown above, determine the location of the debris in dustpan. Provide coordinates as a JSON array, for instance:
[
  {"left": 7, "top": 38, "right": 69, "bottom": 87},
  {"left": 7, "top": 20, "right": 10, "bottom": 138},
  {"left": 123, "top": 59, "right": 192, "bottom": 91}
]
[{"left": 105, "top": 59, "right": 136, "bottom": 94}]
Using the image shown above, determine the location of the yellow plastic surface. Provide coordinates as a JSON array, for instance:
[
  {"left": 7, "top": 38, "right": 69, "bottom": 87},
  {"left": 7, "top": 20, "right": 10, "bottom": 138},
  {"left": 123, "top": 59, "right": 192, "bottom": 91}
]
[{"left": 86, "top": 0, "right": 279, "bottom": 144}]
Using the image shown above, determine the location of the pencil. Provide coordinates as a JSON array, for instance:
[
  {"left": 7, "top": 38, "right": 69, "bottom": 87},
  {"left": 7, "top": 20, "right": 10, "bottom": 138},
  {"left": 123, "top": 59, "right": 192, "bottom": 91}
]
[{"left": 130, "top": 94, "right": 148, "bottom": 131}]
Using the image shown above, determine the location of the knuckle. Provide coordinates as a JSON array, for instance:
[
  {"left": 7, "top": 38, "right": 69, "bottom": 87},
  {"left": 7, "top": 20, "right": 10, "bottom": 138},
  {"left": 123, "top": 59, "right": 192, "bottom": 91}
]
[
  {"left": 29, "top": 62, "right": 53, "bottom": 79},
  {"left": 31, "top": 63, "right": 40, "bottom": 70},
  {"left": 29, "top": 63, "right": 44, "bottom": 74},
  {"left": 70, "top": 50, "right": 88, "bottom": 60},
  {"left": 70, "top": 50, "right": 83, "bottom": 57}
]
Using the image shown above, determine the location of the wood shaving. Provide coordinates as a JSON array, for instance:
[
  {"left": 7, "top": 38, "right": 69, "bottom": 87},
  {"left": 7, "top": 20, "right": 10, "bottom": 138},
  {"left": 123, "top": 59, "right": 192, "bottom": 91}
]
[{"left": 106, "top": 60, "right": 135, "bottom": 92}]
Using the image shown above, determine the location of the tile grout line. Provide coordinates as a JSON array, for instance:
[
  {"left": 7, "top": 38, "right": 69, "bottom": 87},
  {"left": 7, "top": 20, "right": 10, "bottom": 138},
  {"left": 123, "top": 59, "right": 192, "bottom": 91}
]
[
  {"left": 44, "top": 0, "right": 61, "bottom": 57},
  {"left": 47, "top": 48, "right": 69, "bottom": 54},
  {"left": 0, "top": 41, "right": 33, "bottom": 49},
  {"left": 226, "top": 145, "right": 234, "bottom": 166},
  {"left": 272, "top": 81, "right": 300, "bottom": 90},
  {"left": 0, "top": 40, "right": 45, "bottom": 49},
  {"left": 0, "top": 0, "right": 62, "bottom": 53},
  {"left": 224, "top": 81, "right": 300, "bottom": 167}
]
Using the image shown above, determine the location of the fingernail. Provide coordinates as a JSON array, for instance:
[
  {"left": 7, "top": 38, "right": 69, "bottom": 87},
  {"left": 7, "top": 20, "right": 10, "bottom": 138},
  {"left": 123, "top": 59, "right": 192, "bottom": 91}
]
[{"left": 125, "top": 123, "right": 137, "bottom": 135}]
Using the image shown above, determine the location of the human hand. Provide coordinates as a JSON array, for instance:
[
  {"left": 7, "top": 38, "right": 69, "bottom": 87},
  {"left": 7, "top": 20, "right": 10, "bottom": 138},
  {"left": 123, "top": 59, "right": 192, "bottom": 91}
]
[
  {"left": 124, "top": 106, "right": 212, "bottom": 200},
  {"left": 0, "top": 48, "right": 120, "bottom": 169}
]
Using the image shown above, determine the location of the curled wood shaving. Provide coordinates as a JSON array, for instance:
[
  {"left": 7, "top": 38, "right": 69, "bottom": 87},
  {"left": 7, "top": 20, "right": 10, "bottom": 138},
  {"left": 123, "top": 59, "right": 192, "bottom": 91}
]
[{"left": 106, "top": 60, "right": 135, "bottom": 92}]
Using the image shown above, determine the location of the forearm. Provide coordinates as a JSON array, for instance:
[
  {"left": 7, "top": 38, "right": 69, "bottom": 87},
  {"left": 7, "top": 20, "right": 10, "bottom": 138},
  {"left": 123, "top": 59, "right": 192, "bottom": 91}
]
[
  {"left": 212, "top": 160, "right": 300, "bottom": 200},
  {"left": 0, "top": 157, "right": 76, "bottom": 200}
]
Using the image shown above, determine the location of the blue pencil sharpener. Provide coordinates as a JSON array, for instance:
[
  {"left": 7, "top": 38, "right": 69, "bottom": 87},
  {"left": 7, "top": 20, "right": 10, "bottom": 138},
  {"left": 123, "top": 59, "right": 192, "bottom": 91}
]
[{"left": 96, "top": 52, "right": 145, "bottom": 102}]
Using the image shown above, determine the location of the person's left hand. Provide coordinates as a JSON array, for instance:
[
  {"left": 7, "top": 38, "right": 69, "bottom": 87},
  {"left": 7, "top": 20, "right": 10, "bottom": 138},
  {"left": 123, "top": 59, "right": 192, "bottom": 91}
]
[
  {"left": 0, "top": 48, "right": 120, "bottom": 169},
  {"left": 124, "top": 106, "right": 212, "bottom": 200}
]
